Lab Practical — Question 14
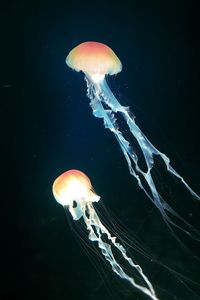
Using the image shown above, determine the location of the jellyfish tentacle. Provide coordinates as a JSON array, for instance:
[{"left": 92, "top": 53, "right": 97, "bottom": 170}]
[
  {"left": 100, "top": 79, "right": 200, "bottom": 201},
  {"left": 86, "top": 77, "right": 200, "bottom": 241},
  {"left": 82, "top": 202, "right": 159, "bottom": 300}
]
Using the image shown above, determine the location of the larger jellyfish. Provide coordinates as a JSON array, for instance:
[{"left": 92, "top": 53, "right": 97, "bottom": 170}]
[
  {"left": 53, "top": 169, "right": 159, "bottom": 300},
  {"left": 66, "top": 41, "right": 200, "bottom": 240}
]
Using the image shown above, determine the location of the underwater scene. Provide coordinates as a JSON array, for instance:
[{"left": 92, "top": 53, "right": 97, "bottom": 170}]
[{"left": 2, "top": 1, "right": 200, "bottom": 300}]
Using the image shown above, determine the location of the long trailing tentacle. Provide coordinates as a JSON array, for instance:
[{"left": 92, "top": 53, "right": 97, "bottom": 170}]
[
  {"left": 85, "top": 76, "right": 200, "bottom": 241},
  {"left": 82, "top": 201, "right": 159, "bottom": 300},
  {"left": 100, "top": 79, "right": 199, "bottom": 200}
]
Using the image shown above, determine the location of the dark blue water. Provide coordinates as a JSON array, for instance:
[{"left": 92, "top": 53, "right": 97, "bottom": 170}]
[{"left": 1, "top": 1, "right": 200, "bottom": 299}]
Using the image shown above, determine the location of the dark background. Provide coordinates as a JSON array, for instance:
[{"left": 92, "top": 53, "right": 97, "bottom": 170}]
[{"left": 1, "top": 1, "right": 200, "bottom": 300}]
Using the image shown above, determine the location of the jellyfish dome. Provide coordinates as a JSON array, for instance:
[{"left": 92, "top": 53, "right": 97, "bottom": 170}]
[
  {"left": 66, "top": 41, "right": 122, "bottom": 82},
  {"left": 52, "top": 169, "right": 100, "bottom": 206}
]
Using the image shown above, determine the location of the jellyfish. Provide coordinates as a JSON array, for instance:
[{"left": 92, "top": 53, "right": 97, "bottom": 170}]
[
  {"left": 52, "top": 169, "right": 159, "bottom": 300},
  {"left": 66, "top": 41, "right": 200, "bottom": 241}
]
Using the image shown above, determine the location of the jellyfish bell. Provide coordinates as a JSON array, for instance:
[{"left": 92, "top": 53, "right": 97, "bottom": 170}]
[
  {"left": 66, "top": 41, "right": 122, "bottom": 83},
  {"left": 53, "top": 169, "right": 100, "bottom": 220}
]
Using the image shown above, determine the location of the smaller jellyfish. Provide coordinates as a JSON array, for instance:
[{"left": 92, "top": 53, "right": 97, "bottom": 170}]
[{"left": 53, "top": 169, "right": 159, "bottom": 300}]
